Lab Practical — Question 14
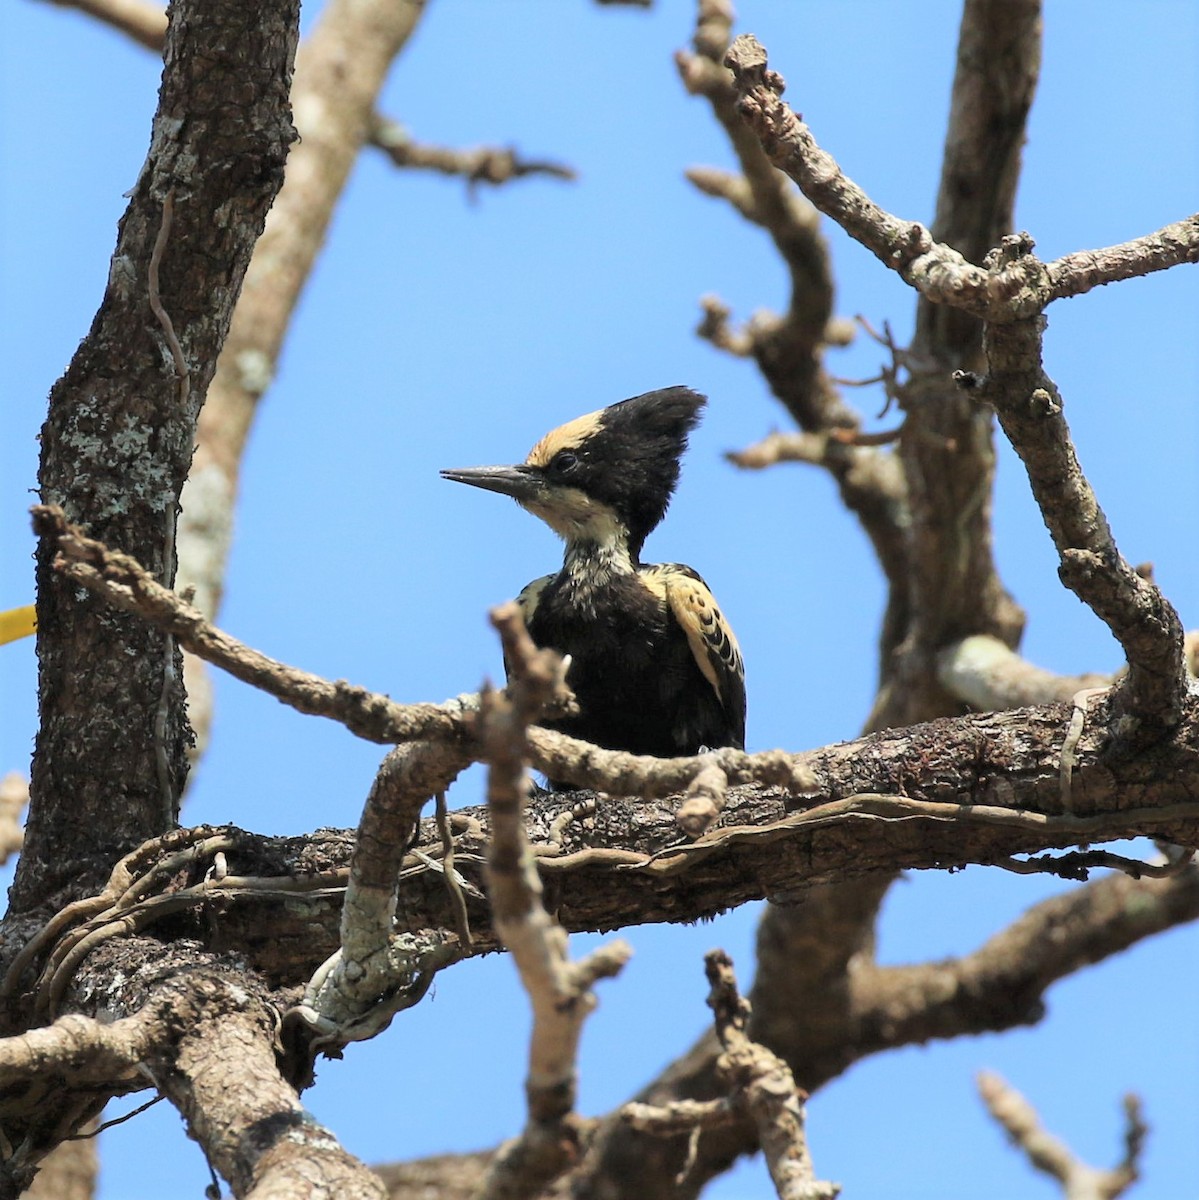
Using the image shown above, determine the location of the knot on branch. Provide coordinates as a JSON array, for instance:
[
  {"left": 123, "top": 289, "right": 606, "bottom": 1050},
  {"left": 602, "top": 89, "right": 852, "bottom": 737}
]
[{"left": 724, "top": 34, "right": 784, "bottom": 96}]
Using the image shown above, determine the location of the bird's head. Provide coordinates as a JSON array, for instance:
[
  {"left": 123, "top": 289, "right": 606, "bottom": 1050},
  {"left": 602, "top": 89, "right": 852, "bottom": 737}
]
[{"left": 441, "top": 386, "right": 705, "bottom": 559}]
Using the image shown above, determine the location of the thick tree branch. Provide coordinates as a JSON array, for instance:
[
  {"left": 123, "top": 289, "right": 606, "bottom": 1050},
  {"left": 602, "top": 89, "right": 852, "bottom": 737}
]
[
  {"left": 135, "top": 954, "right": 385, "bottom": 1199},
  {"left": 19, "top": 0, "right": 299, "bottom": 918},
  {"left": 24, "top": 709, "right": 1191, "bottom": 993},
  {"left": 0, "top": 1010, "right": 153, "bottom": 1093}
]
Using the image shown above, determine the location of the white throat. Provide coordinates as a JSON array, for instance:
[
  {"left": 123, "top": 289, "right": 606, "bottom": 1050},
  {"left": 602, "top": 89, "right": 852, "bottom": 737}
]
[{"left": 561, "top": 533, "right": 635, "bottom": 605}]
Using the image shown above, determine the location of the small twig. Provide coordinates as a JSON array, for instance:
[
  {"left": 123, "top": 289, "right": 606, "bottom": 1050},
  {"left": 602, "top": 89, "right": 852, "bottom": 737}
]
[
  {"left": 370, "top": 116, "right": 576, "bottom": 193},
  {"left": 696, "top": 293, "right": 754, "bottom": 356},
  {"left": 706, "top": 951, "right": 839, "bottom": 1200},
  {"left": 978, "top": 1072, "right": 1147, "bottom": 1200},
  {"left": 477, "top": 603, "right": 632, "bottom": 1200},
  {"left": 995, "top": 846, "right": 1194, "bottom": 883},
  {"left": 32, "top": 504, "right": 479, "bottom": 746},
  {"left": 675, "top": 761, "right": 729, "bottom": 838},
  {"left": 726, "top": 430, "right": 832, "bottom": 470}
]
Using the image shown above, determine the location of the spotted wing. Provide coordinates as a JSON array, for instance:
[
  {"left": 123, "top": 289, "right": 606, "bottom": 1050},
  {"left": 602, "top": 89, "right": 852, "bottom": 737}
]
[{"left": 642, "top": 563, "right": 746, "bottom": 749}]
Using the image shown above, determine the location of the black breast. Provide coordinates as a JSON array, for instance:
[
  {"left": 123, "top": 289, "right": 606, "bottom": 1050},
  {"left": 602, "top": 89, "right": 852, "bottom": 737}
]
[{"left": 526, "top": 570, "right": 734, "bottom": 774}]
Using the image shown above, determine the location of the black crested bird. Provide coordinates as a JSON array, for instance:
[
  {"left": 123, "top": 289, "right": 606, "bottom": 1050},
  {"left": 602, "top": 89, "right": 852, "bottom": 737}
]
[{"left": 442, "top": 386, "right": 745, "bottom": 785}]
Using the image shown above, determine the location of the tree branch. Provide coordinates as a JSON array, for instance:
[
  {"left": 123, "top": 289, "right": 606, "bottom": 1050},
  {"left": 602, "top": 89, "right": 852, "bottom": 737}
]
[
  {"left": 1045, "top": 214, "right": 1199, "bottom": 302},
  {"left": 965, "top": 312, "right": 1188, "bottom": 740},
  {"left": 138, "top": 956, "right": 386, "bottom": 1199},
  {"left": 291, "top": 743, "right": 467, "bottom": 1054},
  {"left": 977, "top": 1072, "right": 1145, "bottom": 1200},
  {"left": 937, "top": 634, "right": 1112, "bottom": 709},
  {"left": 45, "top": 0, "right": 165, "bottom": 50},
  {"left": 370, "top": 115, "right": 576, "bottom": 190},
  {"left": 477, "top": 605, "right": 631, "bottom": 1200},
  {"left": 20, "top": 0, "right": 299, "bottom": 920},
  {"left": 722, "top": 33, "right": 1188, "bottom": 742},
  {"left": 0, "top": 774, "right": 26, "bottom": 866}
]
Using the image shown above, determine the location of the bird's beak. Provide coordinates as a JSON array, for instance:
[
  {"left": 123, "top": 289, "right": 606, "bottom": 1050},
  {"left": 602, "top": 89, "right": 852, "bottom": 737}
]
[{"left": 440, "top": 464, "right": 545, "bottom": 504}]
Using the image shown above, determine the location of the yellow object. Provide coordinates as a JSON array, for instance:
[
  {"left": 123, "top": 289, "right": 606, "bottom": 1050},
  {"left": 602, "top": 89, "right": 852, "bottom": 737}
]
[{"left": 0, "top": 606, "right": 36, "bottom": 646}]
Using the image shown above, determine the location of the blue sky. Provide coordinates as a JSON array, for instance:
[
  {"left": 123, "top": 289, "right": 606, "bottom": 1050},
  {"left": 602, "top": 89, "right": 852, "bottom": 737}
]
[{"left": 2, "top": 2, "right": 1197, "bottom": 1197}]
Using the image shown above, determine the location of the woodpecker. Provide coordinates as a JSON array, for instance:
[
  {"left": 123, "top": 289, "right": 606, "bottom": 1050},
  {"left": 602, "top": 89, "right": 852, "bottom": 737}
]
[{"left": 442, "top": 386, "right": 745, "bottom": 784}]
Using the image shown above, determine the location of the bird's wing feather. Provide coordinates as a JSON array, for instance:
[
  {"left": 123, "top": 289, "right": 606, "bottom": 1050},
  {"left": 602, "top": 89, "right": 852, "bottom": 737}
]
[
  {"left": 505, "top": 575, "right": 554, "bottom": 682},
  {"left": 515, "top": 575, "right": 553, "bottom": 627},
  {"left": 642, "top": 564, "right": 746, "bottom": 745}
]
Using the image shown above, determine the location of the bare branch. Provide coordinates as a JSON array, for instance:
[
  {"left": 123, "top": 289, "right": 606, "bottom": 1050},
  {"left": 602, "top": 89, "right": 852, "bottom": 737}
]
[
  {"left": 963, "top": 317, "right": 1188, "bottom": 739},
  {"left": 35, "top": 504, "right": 478, "bottom": 745},
  {"left": 478, "top": 604, "right": 632, "bottom": 1200},
  {"left": 177, "top": 0, "right": 428, "bottom": 626},
  {"left": 44, "top": 0, "right": 166, "bottom": 50},
  {"left": 677, "top": 0, "right": 869, "bottom": 451},
  {"left": 0, "top": 1011, "right": 154, "bottom": 1091},
  {"left": 21, "top": 0, "right": 300, "bottom": 915},
  {"left": 721, "top": 33, "right": 1188, "bottom": 741},
  {"left": 705, "top": 951, "right": 839, "bottom": 1200},
  {"left": 695, "top": 293, "right": 754, "bottom": 357},
  {"left": 292, "top": 743, "right": 468, "bottom": 1053},
  {"left": 852, "top": 867, "right": 1199, "bottom": 1061},
  {"left": 917, "top": 0, "right": 1042, "bottom": 357},
  {"left": 938, "top": 634, "right": 1112, "bottom": 709},
  {"left": 0, "top": 773, "right": 27, "bottom": 865},
  {"left": 675, "top": 762, "right": 729, "bottom": 838},
  {"left": 978, "top": 1072, "right": 1146, "bottom": 1200},
  {"left": 724, "top": 34, "right": 1197, "bottom": 324},
  {"left": 146, "top": 966, "right": 386, "bottom": 1199},
  {"left": 371, "top": 115, "right": 576, "bottom": 189},
  {"left": 1045, "top": 214, "right": 1199, "bottom": 302}
]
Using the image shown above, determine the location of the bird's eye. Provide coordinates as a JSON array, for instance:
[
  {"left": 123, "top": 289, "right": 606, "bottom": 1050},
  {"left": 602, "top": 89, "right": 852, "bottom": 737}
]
[{"left": 551, "top": 451, "right": 579, "bottom": 475}]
